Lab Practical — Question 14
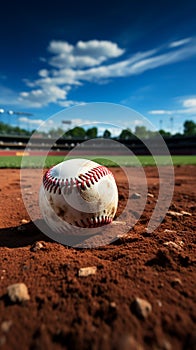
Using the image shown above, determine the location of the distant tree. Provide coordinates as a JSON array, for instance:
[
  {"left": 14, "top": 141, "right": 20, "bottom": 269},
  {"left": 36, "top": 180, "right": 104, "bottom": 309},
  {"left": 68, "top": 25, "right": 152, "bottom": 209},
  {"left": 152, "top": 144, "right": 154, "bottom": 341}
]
[
  {"left": 119, "top": 128, "right": 133, "bottom": 139},
  {"left": 159, "top": 129, "right": 172, "bottom": 137},
  {"left": 135, "top": 126, "right": 148, "bottom": 138},
  {"left": 183, "top": 120, "right": 196, "bottom": 136},
  {"left": 48, "top": 127, "right": 65, "bottom": 138},
  {"left": 65, "top": 126, "right": 86, "bottom": 138},
  {"left": 0, "top": 121, "right": 31, "bottom": 136},
  {"left": 86, "top": 127, "right": 98, "bottom": 138},
  {"left": 103, "top": 129, "right": 111, "bottom": 138}
]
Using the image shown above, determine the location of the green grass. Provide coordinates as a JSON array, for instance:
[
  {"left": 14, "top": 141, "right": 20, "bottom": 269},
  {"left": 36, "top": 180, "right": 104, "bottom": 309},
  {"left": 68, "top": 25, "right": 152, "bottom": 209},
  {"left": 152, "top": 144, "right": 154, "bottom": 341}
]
[{"left": 0, "top": 155, "right": 196, "bottom": 168}]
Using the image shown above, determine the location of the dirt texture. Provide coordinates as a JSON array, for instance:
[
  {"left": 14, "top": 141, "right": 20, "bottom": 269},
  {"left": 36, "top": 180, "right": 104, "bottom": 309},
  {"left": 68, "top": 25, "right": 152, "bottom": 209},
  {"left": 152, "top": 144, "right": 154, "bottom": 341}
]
[{"left": 0, "top": 166, "right": 195, "bottom": 350}]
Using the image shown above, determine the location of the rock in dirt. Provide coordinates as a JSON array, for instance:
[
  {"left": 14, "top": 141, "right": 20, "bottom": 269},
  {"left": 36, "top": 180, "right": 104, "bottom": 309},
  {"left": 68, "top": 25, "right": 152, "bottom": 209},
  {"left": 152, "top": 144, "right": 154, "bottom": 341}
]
[
  {"left": 31, "top": 241, "right": 44, "bottom": 252},
  {"left": 78, "top": 266, "right": 97, "bottom": 277},
  {"left": 1, "top": 320, "right": 12, "bottom": 333},
  {"left": 7, "top": 283, "right": 30, "bottom": 303},
  {"left": 181, "top": 210, "right": 192, "bottom": 216},
  {"left": 131, "top": 193, "right": 141, "bottom": 199},
  {"left": 157, "top": 300, "right": 162, "bottom": 307},
  {"left": 131, "top": 297, "right": 152, "bottom": 319},
  {"left": 110, "top": 301, "right": 117, "bottom": 308},
  {"left": 21, "top": 219, "right": 29, "bottom": 224},
  {"left": 167, "top": 210, "right": 192, "bottom": 217},
  {"left": 164, "top": 229, "right": 177, "bottom": 234},
  {"left": 147, "top": 193, "right": 154, "bottom": 198},
  {"left": 171, "top": 277, "right": 183, "bottom": 287},
  {"left": 163, "top": 241, "right": 182, "bottom": 251},
  {"left": 167, "top": 210, "right": 183, "bottom": 217}
]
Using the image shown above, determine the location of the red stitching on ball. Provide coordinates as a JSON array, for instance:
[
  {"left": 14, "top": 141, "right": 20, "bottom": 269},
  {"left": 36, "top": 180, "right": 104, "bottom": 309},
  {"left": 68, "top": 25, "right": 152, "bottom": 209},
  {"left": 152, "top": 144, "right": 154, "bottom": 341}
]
[
  {"left": 74, "top": 215, "right": 112, "bottom": 228},
  {"left": 43, "top": 165, "right": 113, "bottom": 194}
]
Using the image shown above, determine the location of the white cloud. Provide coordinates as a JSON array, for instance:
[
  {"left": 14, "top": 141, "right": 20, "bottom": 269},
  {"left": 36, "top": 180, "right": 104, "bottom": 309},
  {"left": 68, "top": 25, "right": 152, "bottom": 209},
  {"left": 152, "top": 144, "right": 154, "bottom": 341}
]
[
  {"left": 148, "top": 96, "right": 196, "bottom": 117},
  {"left": 75, "top": 40, "right": 124, "bottom": 58},
  {"left": 182, "top": 98, "right": 196, "bottom": 108},
  {"left": 49, "top": 54, "right": 103, "bottom": 69},
  {"left": 169, "top": 38, "right": 191, "bottom": 48},
  {"left": 48, "top": 41, "right": 73, "bottom": 54},
  {"left": 38, "top": 69, "right": 49, "bottom": 78},
  {"left": 19, "top": 85, "right": 69, "bottom": 108},
  {"left": 149, "top": 110, "right": 173, "bottom": 115},
  {"left": 18, "top": 37, "right": 196, "bottom": 108},
  {"left": 18, "top": 117, "right": 44, "bottom": 125},
  {"left": 58, "top": 100, "right": 86, "bottom": 107},
  {"left": 48, "top": 39, "right": 125, "bottom": 69}
]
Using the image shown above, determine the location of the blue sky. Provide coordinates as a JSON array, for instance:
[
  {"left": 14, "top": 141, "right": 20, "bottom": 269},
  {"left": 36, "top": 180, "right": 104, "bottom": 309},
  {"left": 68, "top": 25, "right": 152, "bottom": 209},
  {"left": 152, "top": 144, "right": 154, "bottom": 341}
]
[{"left": 0, "top": 0, "right": 196, "bottom": 135}]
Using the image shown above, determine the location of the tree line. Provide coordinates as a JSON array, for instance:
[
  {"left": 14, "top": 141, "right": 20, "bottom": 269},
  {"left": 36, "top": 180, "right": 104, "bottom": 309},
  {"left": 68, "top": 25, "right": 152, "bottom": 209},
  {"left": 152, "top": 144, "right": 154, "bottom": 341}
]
[{"left": 0, "top": 120, "right": 195, "bottom": 139}]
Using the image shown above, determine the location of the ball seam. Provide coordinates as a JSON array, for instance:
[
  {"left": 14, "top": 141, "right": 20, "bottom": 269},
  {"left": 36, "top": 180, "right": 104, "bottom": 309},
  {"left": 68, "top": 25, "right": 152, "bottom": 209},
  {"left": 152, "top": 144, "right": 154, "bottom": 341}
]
[{"left": 43, "top": 165, "right": 113, "bottom": 194}]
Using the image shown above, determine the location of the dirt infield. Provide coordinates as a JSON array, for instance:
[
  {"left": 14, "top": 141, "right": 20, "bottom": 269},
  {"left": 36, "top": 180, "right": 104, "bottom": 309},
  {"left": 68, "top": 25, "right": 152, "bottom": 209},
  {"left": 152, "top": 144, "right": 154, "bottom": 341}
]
[{"left": 0, "top": 166, "right": 195, "bottom": 350}]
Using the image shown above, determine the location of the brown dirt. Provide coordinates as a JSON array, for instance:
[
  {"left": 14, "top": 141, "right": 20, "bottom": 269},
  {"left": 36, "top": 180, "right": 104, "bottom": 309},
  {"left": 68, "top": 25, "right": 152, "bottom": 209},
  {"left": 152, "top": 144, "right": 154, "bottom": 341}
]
[{"left": 0, "top": 166, "right": 195, "bottom": 350}]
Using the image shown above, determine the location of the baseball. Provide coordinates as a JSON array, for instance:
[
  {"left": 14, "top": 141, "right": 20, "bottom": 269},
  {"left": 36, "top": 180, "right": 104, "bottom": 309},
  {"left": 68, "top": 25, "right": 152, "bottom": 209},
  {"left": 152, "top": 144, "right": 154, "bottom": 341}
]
[{"left": 39, "top": 158, "right": 118, "bottom": 234}]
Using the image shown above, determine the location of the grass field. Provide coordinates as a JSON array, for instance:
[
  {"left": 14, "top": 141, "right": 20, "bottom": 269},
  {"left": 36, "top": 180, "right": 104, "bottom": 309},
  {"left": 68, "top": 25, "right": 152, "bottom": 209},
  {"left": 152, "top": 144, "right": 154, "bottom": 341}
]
[{"left": 0, "top": 155, "right": 196, "bottom": 168}]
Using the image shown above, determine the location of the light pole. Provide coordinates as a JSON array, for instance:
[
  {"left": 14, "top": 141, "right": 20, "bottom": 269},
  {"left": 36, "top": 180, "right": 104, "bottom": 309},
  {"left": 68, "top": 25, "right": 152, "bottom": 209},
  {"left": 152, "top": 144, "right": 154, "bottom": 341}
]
[{"left": 170, "top": 117, "right": 174, "bottom": 134}]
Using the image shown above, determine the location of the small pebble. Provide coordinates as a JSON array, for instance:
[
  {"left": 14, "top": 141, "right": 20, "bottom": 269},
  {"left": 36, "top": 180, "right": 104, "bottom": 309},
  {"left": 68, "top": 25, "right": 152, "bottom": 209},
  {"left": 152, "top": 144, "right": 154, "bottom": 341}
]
[
  {"left": 163, "top": 241, "right": 182, "bottom": 250},
  {"left": 181, "top": 210, "right": 192, "bottom": 216},
  {"left": 157, "top": 300, "right": 162, "bottom": 307},
  {"left": 164, "top": 229, "right": 176, "bottom": 233},
  {"left": 1, "top": 270, "right": 5, "bottom": 279},
  {"left": 147, "top": 193, "right": 154, "bottom": 198},
  {"left": 177, "top": 240, "right": 184, "bottom": 247},
  {"left": 171, "top": 278, "right": 182, "bottom": 286},
  {"left": 167, "top": 211, "right": 183, "bottom": 217},
  {"left": 110, "top": 301, "right": 117, "bottom": 308},
  {"left": 31, "top": 241, "right": 44, "bottom": 252},
  {"left": 78, "top": 266, "right": 97, "bottom": 277},
  {"left": 131, "top": 297, "right": 152, "bottom": 319},
  {"left": 131, "top": 193, "right": 141, "bottom": 199},
  {"left": 7, "top": 283, "right": 30, "bottom": 303},
  {"left": 1, "top": 320, "right": 12, "bottom": 333},
  {"left": 112, "top": 221, "right": 127, "bottom": 226},
  {"left": 21, "top": 219, "right": 29, "bottom": 224}
]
